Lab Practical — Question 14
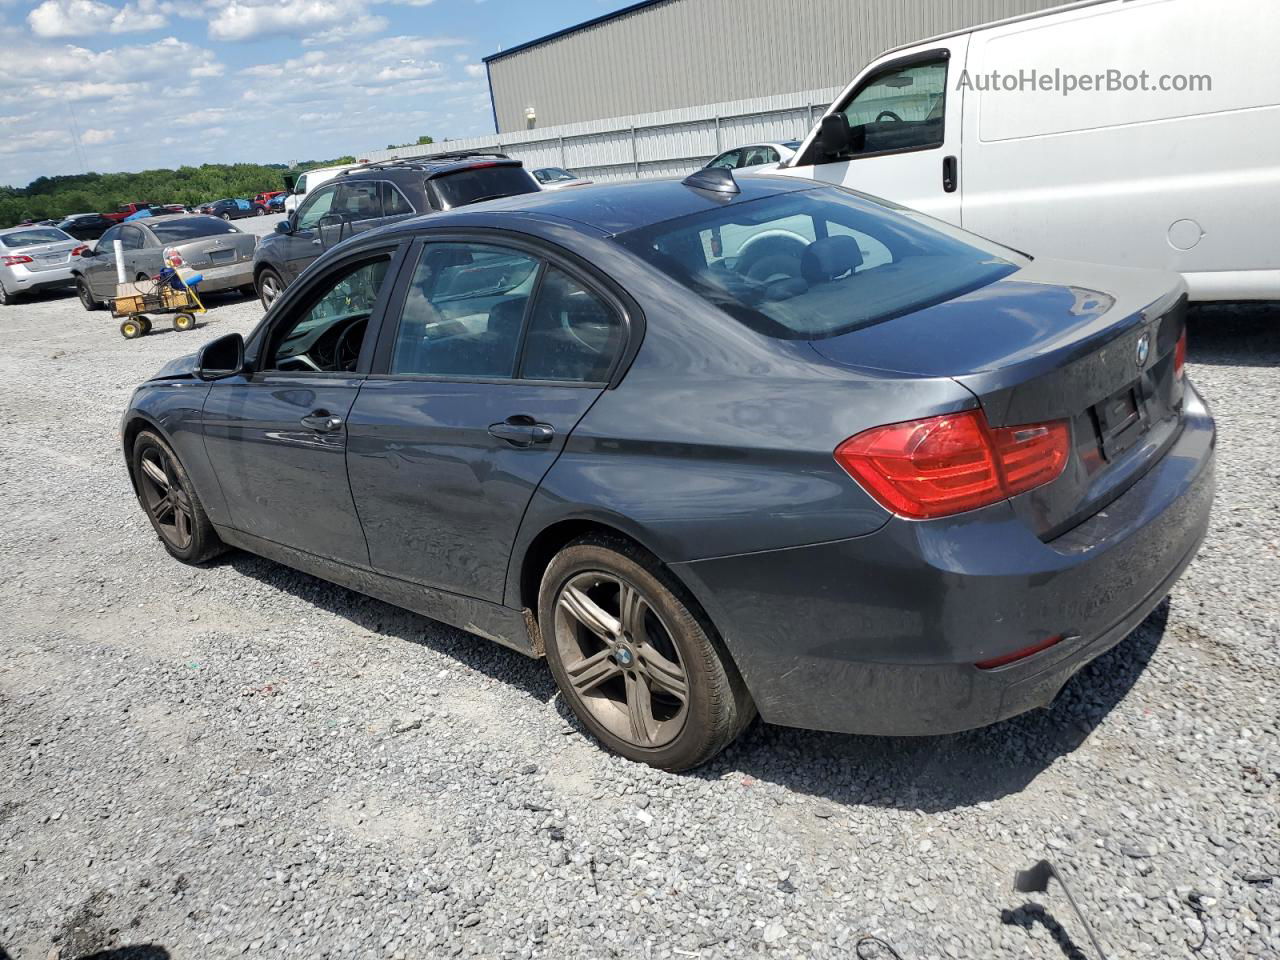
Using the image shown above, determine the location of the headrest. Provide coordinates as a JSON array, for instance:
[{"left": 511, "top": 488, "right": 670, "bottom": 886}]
[{"left": 800, "top": 235, "right": 863, "bottom": 284}]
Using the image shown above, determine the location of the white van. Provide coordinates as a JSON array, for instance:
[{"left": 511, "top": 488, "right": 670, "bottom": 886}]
[
  {"left": 778, "top": 0, "right": 1280, "bottom": 300},
  {"left": 283, "top": 163, "right": 362, "bottom": 214}
]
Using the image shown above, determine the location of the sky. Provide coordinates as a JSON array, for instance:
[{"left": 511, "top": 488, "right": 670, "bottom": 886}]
[{"left": 0, "top": 0, "right": 622, "bottom": 188}]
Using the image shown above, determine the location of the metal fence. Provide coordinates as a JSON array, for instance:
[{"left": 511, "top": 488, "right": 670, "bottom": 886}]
[{"left": 359, "top": 86, "right": 843, "bottom": 182}]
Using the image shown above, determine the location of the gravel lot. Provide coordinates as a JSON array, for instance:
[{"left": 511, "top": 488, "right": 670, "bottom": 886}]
[{"left": 1, "top": 230, "right": 1277, "bottom": 960}]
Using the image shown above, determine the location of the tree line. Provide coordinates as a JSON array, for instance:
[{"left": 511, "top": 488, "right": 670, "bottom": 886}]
[{"left": 0, "top": 158, "right": 357, "bottom": 228}]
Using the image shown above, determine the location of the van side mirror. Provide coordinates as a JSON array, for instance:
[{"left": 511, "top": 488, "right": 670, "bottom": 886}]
[
  {"left": 819, "top": 114, "right": 853, "bottom": 158},
  {"left": 196, "top": 332, "right": 244, "bottom": 381}
]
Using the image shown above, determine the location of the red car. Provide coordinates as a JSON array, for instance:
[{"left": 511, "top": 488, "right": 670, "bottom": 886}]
[
  {"left": 102, "top": 202, "right": 154, "bottom": 223},
  {"left": 253, "top": 191, "right": 286, "bottom": 207}
]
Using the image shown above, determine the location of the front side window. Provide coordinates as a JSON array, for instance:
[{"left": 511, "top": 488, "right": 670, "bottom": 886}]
[
  {"left": 840, "top": 56, "right": 948, "bottom": 156},
  {"left": 97, "top": 225, "right": 121, "bottom": 249},
  {"left": 391, "top": 242, "right": 540, "bottom": 378},
  {"left": 264, "top": 256, "right": 390, "bottom": 373},
  {"left": 617, "top": 188, "right": 1017, "bottom": 340},
  {"left": 707, "top": 150, "right": 740, "bottom": 169},
  {"left": 297, "top": 186, "right": 337, "bottom": 231}
]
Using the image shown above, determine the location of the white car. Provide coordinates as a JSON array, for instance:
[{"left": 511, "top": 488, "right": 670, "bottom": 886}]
[
  {"left": 778, "top": 0, "right": 1280, "bottom": 301},
  {"left": 531, "top": 167, "right": 593, "bottom": 190},
  {"left": 704, "top": 141, "right": 801, "bottom": 173}
]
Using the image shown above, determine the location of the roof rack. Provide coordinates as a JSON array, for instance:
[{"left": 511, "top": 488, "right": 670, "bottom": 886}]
[{"left": 339, "top": 151, "right": 512, "bottom": 175}]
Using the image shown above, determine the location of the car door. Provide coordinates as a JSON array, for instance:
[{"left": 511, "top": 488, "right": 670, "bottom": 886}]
[
  {"left": 235, "top": 199, "right": 252, "bottom": 219},
  {"left": 783, "top": 42, "right": 967, "bottom": 224},
  {"left": 118, "top": 225, "right": 151, "bottom": 280},
  {"left": 282, "top": 184, "right": 339, "bottom": 282},
  {"left": 86, "top": 224, "right": 123, "bottom": 297},
  {"left": 345, "top": 236, "right": 630, "bottom": 602},
  {"left": 200, "top": 243, "right": 407, "bottom": 565}
]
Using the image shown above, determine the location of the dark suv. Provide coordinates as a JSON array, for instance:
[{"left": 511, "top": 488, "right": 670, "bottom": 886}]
[{"left": 252, "top": 154, "right": 541, "bottom": 308}]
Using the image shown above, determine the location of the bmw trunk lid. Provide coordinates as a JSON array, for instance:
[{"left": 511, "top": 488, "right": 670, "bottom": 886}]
[{"left": 811, "top": 259, "right": 1189, "bottom": 538}]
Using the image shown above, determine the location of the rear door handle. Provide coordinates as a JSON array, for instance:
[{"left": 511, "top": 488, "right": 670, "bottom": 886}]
[
  {"left": 300, "top": 410, "right": 344, "bottom": 432},
  {"left": 942, "top": 155, "right": 958, "bottom": 193},
  {"left": 488, "top": 418, "right": 554, "bottom": 446}
]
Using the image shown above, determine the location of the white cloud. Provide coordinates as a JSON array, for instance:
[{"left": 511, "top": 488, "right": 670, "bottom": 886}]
[
  {"left": 301, "top": 13, "right": 386, "bottom": 45},
  {"left": 205, "top": 0, "right": 350, "bottom": 41},
  {"left": 28, "top": 0, "right": 170, "bottom": 37},
  {"left": 80, "top": 128, "right": 115, "bottom": 144},
  {"left": 463, "top": 63, "right": 484, "bottom": 78},
  {"left": 0, "top": 128, "right": 67, "bottom": 156}
]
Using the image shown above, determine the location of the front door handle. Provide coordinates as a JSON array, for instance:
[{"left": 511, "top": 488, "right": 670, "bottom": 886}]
[
  {"left": 942, "top": 155, "right": 958, "bottom": 193},
  {"left": 300, "top": 410, "right": 344, "bottom": 432},
  {"left": 488, "top": 417, "right": 554, "bottom": 446}
]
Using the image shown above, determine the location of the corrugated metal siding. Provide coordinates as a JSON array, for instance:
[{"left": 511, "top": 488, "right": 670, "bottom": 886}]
[
  {"left": 487, "top": 0, "right": 1067, "bottom": 132},
  {"left": 359, "top": 87, "right": 841, "bottom": 182}
]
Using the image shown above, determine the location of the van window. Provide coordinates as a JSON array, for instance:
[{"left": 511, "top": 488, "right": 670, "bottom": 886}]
[{"left": 839, "top": 56, "right": 948, "bottom": 156}]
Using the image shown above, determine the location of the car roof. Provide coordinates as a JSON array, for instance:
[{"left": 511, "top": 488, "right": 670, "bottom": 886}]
[
  {"left": 383, "top": 173, "right": 815, "bottom": 238},
  {"left": 0, "top": 224, "right": 68, "bottom": 237},
  {"left": 340, "top": 155, "right": 520, "bottom": 182}
]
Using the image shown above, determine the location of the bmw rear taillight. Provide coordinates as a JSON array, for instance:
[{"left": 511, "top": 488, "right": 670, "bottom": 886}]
[
  {"left": 834, "top": 409, "right": 1070, "bottom": 520},
  {"left": 2, "top": 254, "right": 33, "bottom": 266},
  {"left": 1173, "top": 328, "right": 1187, "bottom": 382}
]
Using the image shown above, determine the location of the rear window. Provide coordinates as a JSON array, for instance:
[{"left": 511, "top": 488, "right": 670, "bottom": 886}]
[
  {"left": 148, "top": 217, "right": 240, "bottom": 242},
  {"left": 430, "top": 165, "right": 539, "bottom": 209},
  {"left": 615, "top": 188, "right": 1019, "bottom": 340},
  {"left": 1, "top": 228, "right": 70, "bottom": 248}
]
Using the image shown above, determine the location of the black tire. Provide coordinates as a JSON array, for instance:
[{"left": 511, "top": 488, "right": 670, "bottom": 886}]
[
  {"left": 256, "top": 206, "right": 266, "bottom": 216},
  {"left": 138, "top": 315, "right": 153, "bottom": 335},
  {"left": 132, "top": 430, "right": 225, "bottom": 564},
  {"left": 0, "top": 279, "right": 12, "bottom": 305},
  {"left": 120, "top": 318, "right": 144, "bottom": 339},
  {"left": 173, "top": 312, "right": 195, "bottom": 332},
  {"left": 256, "top": 268, "right": 284, "bottom": 310},
  {"left": 539, "top": 537, "right": 754, "bottom": 771},
  {"left": 77, "top": 277, "right": 101, "bottom": 312},
  {"left": 220, "top": 212, "right": 232, "bottom": 221}
]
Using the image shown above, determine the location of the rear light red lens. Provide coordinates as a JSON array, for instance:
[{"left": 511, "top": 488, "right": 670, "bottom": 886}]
[
  {"left": 2, "top": 254, "right": 33, "bottom": 266},
  {"left": 1173, "top": 328, "right": 1187, "bottom": 381},
  {"left": 834, "top": 409, "right": 1070, "bottom": 519},
  {"left": 975, "top": 634, "right": 1064, "bottom": 670},
  {"left": 71, "top": 245, "right": 89, "bottom": 257}
]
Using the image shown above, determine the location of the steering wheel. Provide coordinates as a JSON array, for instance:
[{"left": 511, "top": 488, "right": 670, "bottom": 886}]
[
  {"left": 875, "top": 110, "right": 902, "bottom": 122},
  {"left": 335, "top": 319, "right": 365, "bottom": 371}
]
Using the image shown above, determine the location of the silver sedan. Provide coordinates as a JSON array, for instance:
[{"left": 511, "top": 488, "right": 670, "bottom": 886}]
[
  {"left": 74, "top": 215, "right": 258, "bottom": 310},
  {"left": 0, "top": 225, "right": 81, "bottom": 305}
]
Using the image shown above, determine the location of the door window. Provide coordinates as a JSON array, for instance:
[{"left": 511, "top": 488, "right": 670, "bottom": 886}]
[
  {"left": 382, "top": 181, "right": 414, "bottom": 217},
  {"left": 97, "top": 225, "right": 121, "bottom": 249},
  {"left": 707, "top": 149, "right": 740, "bottom": 169},
  {"left": 297, "top": 186, "right": 338, "bottom": 230},
  {"left": 839, "top": 56, "right": 948, "bottom": 155},
  {"left": 263, "top": 256, "right": 391, "bottom": 373},
  {"left": 520, "top": 267, "right": 623, "bottom": 382},
  {"left": 336, "top": 182, "right": 382, "bottom": 221},
  {"left": 390, "top": 242, "right": 540, "bottom": 378},
  {"left": 120, "top": 226, "right": 146, "bottom": 250}
]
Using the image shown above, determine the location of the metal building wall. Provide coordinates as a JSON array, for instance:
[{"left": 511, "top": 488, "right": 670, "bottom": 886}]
[{"left": 486, "top": 0, "right": 1066, "bottom": 133}]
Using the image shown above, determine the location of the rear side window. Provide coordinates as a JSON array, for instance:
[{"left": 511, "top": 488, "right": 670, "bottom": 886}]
[
  {"left": 521, "top": 267, "right": 623, "bottom": 382},
  {"left": 149, "top": 218, "right": 239, "bottom": 242},
  {"left": 430, "top": 166, "right": 540, "bottom": 209},
  {"left": 617, "top": 188, "right": 1017, "bottom": 340},
  {"left": 336, "top": 182, "right": 381, "bottom": 220},
  {"left": 382, "top": 181, "right": 414, "bottom": 216}
]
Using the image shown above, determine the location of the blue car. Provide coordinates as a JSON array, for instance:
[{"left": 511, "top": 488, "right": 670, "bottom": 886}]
[
  {"left": 119, "top": 171, "right": 1213, "bottom": 770},
  {"left": 267, "top": 193, "right": 287, "bottom": 213}
]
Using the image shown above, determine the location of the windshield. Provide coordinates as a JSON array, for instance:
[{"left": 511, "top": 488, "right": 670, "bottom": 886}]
[
  {"left": 431, "top": 166, "right": 539, "bottom": 208},
  {"left": 534, "top": 167, "right": 576, "bottom": 183},
  {"left": 1, "top": 228, "right": 71, "bottom": 248},
  {"left": 149, "top": 217, "right": 240, "bottom": 241},
  {"left": 615, "top": 188, "right": 1019, "bottom": 340}
]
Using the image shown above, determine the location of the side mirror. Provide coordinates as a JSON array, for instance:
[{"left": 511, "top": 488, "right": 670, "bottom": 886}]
[
  {"left": 274, "top": 218, "right": 294, "bottom": 236},
  {"left": 80, "top": 246, "right": 99, "bottom": 257},
  {"left": 819, "top": 113, "right": 853, "bottom": 158},
  {"left": 196, "top": 332, "right": 245, "bottom": 381}
]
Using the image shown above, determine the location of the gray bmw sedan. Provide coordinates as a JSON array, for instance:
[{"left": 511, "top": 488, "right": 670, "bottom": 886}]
[{"left": 119, "top": 173, "right": 1214, "bottom": 770}]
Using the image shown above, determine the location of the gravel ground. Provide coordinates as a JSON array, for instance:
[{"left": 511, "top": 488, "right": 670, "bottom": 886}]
[{"left": 0, "top": 248, "right": 1276, "bottom": 960}]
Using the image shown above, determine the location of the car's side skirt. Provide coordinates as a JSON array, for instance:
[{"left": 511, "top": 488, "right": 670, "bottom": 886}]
[{"left": 213, "top": 525, "right": 539, "bottom": 658}]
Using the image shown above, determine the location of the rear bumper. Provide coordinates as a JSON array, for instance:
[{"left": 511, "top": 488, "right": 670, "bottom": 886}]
[
  {"left": 193, "top": 261, "right": 254, "bottom": 292},
  {"left": 6, "top": 262, "right": 76, "bottom": 292},
  {"left": 674, "top": 383, "right": 1216, "bottom": 736}
]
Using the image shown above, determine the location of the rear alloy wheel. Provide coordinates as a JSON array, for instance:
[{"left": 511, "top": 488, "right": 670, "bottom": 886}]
[
  {"left": 133, "top": 430, "right": 224, "bottom": 564},
  {"left": 221, "top": 212, "right": 232, "bottom": 221},
  {"left": 540, "top": 539, "right": 754, "bottom": 771},
  {"left": 257, "top": 268, "right": 284, "bottom": 310},
  {"left": 256, "top": 206, "right": 266, "bottom": 216},
  {"left": 77, "top": 277, "right": 101, "bottom": 312}
]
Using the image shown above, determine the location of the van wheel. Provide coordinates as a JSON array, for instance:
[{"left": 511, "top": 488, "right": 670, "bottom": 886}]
[{"left": 540, "top": 537, "right": 754, "bottom": 771}]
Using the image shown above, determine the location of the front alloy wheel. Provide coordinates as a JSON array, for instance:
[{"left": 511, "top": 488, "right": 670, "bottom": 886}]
[
  {"left": 257, "top": 269, "right": 283, "bottom": 310},
  {"left": 132, "top": 430, "right": 224, "bottom": 564},
  {"left": 541, "top": 539, "right": 754, "bottom": 770}
]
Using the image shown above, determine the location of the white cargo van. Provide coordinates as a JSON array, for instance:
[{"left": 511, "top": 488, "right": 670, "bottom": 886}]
[
  {"left": 779, "top": 0, "right": 1280, "bottom": 300},
  {"left": 283, "top": 163, "right": 362, "bottom": 214}
]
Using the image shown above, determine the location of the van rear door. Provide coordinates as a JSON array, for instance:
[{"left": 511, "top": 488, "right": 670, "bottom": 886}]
[{"left": 781, "top": 36, "right": 968, "bottom": 225}]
